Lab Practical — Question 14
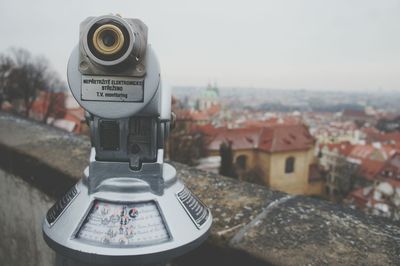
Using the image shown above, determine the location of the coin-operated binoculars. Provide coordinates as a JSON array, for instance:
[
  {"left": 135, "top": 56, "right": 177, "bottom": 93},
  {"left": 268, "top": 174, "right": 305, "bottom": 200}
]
[{"left": 42, "top": 14, "right": 212, "bottom": 266}]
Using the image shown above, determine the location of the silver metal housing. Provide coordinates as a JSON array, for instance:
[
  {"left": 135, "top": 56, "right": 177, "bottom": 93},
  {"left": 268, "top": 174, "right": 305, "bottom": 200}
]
[{"left": 44, "top": 15, "right": 212, "bottom": 266}]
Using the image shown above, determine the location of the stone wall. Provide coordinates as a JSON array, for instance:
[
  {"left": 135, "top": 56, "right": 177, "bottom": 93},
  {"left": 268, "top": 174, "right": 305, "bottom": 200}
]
[
  {"left": 0, "top": 169, "right": 55, "bottom": 265},
  {"left": 0, "top": 112, "right": 399, "bottom": 266}
]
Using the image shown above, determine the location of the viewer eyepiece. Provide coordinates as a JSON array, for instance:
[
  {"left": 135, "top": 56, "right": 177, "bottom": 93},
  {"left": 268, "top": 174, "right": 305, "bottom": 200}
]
[
  {"left": 82, "top": 16, "right": 137, "bottom": 66},
  {"left": 92, "top": 24, "right": 124, "bottom": 56}
]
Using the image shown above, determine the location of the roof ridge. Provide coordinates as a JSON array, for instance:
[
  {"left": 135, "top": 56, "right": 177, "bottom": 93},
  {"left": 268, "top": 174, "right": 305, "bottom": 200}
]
[
  {"left": 270, "top": 126, "right": 277, "bottom": 152},
  {"left": 257, "top": 127, "right": 267, "bottom": 148}
]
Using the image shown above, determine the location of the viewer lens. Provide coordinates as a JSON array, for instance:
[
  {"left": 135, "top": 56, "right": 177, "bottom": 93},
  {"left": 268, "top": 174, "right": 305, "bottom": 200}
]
[
  {"left": 102, "top": 30, "right": 117, "bottom": 47},
  {"left": 91, "top": 24, "right": 125, "bottom": 56}
]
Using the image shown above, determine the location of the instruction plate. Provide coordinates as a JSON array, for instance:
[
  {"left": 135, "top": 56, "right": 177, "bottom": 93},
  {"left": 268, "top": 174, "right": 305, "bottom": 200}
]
[
  {"left": 76, "top": 200, "right": 170, "bottom": 247},
  {"left": 81, "top": 75, "right": 144, "bottom": 102}
]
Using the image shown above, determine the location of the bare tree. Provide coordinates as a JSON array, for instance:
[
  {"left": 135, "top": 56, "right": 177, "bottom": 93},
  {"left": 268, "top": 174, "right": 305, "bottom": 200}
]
[
  {"left": 329, "top": 156, "right": 359, "bottom": 202},
  {"left": 0, "top": 54, "right": 13, "bottom": 105},
  {"left": 168, "top": 130, "right": 206, "bottom": 166},
  {"left": 9, "top": 49, "right": 47, "bottom": 116},
  {"left": 41, "top": 73, "right": 67, "bottom": 122},
  {"left": 0, "top": 48, "right": 64, "bottom": 118},
  {"left": 219, "top": 141, "right": 237, "bottom": 178}
]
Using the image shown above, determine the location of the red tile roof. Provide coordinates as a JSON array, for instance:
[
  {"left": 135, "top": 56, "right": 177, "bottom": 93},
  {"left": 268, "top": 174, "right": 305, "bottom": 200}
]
[
  {"left": 363, "top": 128, "right": 400, "bottom": 144},
  {"left": 65, "top": 108, "right": 85, "bottom": 121},
  {"left": 349, "top": 187, "right": 367, "bottom": 199},
  {"left": 174, "top": 109, "right": 192, "bottom": 120},
  {"left": 322, "top": 141, "right": 354, "bottom": 156},
  {"left": 349, "top": 145, "right": 375, "bottom": 160},
  {"left": 357, "top": 159, "right": 386, "bottom": 181},
  {"left": 342, "top": 109, "right": 368, "bottom": 118},
  {"left": 239, "top": 117, "right": 301, "bottom": 128},
  {"left": 174, "top": 109, "right": 212, "bottom": 122},
  {"left": 347, "top": 179, "right": 400, "bottom": 210},
  {"left": 379, "top": 132, "right": 400, "bottom": 143},
  {"left": 349, "top": 144, "right": 396, "bottom": 162},
  {"left": 260, "top": 124, "right": 315, "bottom": 152},
  {"left": 347, "top": 187, "right": 369, "bottom": 208},
  {"left": 191, "top": 124, "right": 225, "bottom": 137},
  {"left": 206, "top": 104, "right": 221, "bottom": 116},
  {"left": 190, "top": 111, "right": 210, "bottom": 121},
  {"left": 208, "top": 127, "right": 261, "bottom": 151},
  {"left": 377, "top": 154, "right": 400, "bottom": 180},
  {"left": 208, "top": 124, "right": 315, "bottom": 153},
  {"left": 30, "top": 91, "right": 66, "bottom": 118}
]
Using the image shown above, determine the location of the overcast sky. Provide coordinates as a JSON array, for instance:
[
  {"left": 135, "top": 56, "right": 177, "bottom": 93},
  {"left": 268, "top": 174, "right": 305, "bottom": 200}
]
[{"left": 0, "top": 0, "right": 399, "bottom": 90}]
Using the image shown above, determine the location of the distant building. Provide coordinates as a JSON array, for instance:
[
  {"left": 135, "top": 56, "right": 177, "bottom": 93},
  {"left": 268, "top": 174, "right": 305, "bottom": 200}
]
[
  {"left": 207, "top": 124, "right": 324, "bottom": 196},
  {"left": 197, "top": 83, "right": 219, "bottom": 111},
  {"left": 376, "top": 116, "right": 400, "bottom": 132},
  {"left": 173, "top": 84, "right": 222, "bottom": 129},
  {"left": 29, "top": 91, "right": 66, "bottom": 122},
  {"left": 189, "top": 111, "right": 211, "bottom": 126},
  {"left": 347, "top": 179, "right": 400, "bottom": 221},
  {"left": 379, "top": 154, "right": 400, "bottom": 180},
  {"left": 318, "top": 141, "right": 398, "bottom": 202},
  {"left": 318, "top": 141, "right": 356, "bottom": 201},
  {"left": 59, "top": 92, "right": 88, "bottom": 134},
  {"left": 348, "top": 143, "right": 396, "bottom": 162},
  {"left": 345, "top": 152, "right": 400, "bottom": 220},
  {"left": 63, "top": 107, "right": 87, "bottom": 134},
  {"left": 341, "top": 109, "right": 375, "bottom": 126},
  {"left": 313, "top": 121, "right": 361, "bottom": 144},
  {"left": 362, "top": 128, "right": 400, "bottom": 146},
  {"left": 173, "top": 109, "right": 193, "bottom": 131}
]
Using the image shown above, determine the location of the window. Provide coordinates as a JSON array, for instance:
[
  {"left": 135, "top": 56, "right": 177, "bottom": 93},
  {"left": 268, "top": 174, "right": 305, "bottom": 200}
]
[
  {"left": 236, "top": 155, "right": 247, "bottom": 170},
  {"left": 285, "top": 157, "right": 295, "bottom": 174}
]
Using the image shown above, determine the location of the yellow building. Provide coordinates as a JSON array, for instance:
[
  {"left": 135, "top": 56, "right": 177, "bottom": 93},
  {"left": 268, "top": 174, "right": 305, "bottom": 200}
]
[{"left": 208, "top": 124, "right": 324, "bottom": 196}]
